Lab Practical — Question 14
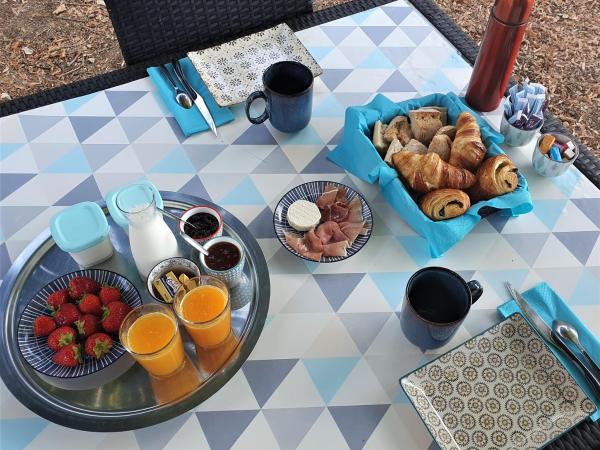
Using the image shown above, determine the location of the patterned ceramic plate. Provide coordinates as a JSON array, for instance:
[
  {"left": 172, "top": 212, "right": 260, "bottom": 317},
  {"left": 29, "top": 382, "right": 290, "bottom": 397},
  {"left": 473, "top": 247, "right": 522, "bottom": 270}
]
[
  {"left": 18, "top": 269, "right": 142, "bottom": 379},
  {"left": 273, "top": 181, "right": 373, "bottom": 263},
  {"left": 188, "top": 24, "right": 322, "bottom": 107},
  {"left": 400, "top": 314, "right": 596, "bottom": 450}
]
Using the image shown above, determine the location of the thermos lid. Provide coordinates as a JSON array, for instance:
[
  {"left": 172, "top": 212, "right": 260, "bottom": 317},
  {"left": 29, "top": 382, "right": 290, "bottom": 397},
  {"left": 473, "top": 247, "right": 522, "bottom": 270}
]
[{"left": 493, "top": 0, "right": 535, "bottom": 25}]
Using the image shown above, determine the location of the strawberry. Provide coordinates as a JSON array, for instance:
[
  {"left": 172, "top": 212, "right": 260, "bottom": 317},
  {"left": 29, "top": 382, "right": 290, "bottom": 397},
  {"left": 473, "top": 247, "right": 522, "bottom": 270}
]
[
  {"left": 33, "top": 316, "right": 56, "bottom": 337},
  {"left": 52, "top": 343, "right": 82, "bottom": 367},
  {"left": 54, "top": 303, "right": 81, "bottom": 326},
  {"left": 84, "top": 333, "right": 113, "bottom": 359},
  {"left": 78, "top": 293, "right": 103, "bottom": 316},
  {"left": 74, "top": 314, "right": 99, "bottom": 338},
  {"left": 47, "top": 289, "right": 70, "bottom": 311},
  {"left": 101, "top": 301, "right": 132, "bottom": 334},
  {"left": 68, "top": 276, "right": 100, "bottom": 300},
  {"left": 99, "top": 285, "right": 121, "bottom": 305},
  {"left": 47, "top": 326, "right": 76, "bottom": 351}
]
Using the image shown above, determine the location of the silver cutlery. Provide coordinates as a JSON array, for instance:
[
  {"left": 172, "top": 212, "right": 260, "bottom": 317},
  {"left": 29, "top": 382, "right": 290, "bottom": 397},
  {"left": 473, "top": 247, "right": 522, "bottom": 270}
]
[
  {"left": 172, "top": 59, "right": 218, "bottom": 136},
  {"left": 554, "top": 320, "right": 600, "bottom": 377},
  {"left": 505, "top": 282, "right": 600, "bottom": 398},
  {"left": 160, "top": 65, "right": 193, "bottom": 109}
]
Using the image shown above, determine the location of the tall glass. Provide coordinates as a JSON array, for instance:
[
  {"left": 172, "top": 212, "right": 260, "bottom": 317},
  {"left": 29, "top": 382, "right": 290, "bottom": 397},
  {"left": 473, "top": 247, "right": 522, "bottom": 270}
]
[
  {"left": 173, "top": 276, "right": 232, "bottom": 349},
  {"left": 119, "top": 304, "right": 185, "bottom": 378},
  {"left": 116, "top": 184, "right": 179, "bottom": 279}
]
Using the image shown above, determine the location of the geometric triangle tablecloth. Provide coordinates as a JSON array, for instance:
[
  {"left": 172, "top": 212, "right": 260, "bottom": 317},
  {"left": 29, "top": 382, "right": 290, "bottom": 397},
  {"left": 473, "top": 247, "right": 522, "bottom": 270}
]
[{"left": 1, "top": 1, "right": 599, "bottom": 448}]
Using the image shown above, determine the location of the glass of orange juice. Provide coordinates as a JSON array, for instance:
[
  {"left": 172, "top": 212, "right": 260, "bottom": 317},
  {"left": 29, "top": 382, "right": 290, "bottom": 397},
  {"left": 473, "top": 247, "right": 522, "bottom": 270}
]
[
  {"left": 119, "top": 304, "right": 185, "bottom": 378},
  {"left": 173, "top": 276, "right": 231, "bottom": 349}
]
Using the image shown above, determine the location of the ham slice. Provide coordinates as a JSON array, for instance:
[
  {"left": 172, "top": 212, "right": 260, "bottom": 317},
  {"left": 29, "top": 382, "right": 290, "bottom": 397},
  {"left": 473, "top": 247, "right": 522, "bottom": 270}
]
[
  {"left": 340, "top": 221, "right": 365, "bottom": 244},
  {"left": 316, "top": 188, "right": 338, "bottom": 209},
  {"left": 335, "top": 187, "right": 349, "bottom": 204},
  {"left": 285, "top": 232, "right": 308, "bottom": 254},
  {"left": 305, "top": 229, "right": 323, "bottom": 252},
  {"left": 346, "top": 197, "right": 363, "bottom": 223},
  {"left": 304, "top": 251, "right": 323, "bottom": 261},
  {"left": 323, "top": 240, "right": 348, "bottom": 257}
]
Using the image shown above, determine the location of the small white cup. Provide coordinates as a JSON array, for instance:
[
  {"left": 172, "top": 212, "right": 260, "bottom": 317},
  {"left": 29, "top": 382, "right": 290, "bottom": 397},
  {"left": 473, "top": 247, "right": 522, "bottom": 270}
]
[
  {"left": 179, "top": 206, "right": 223, "bottom": 244},
  {"left": 199, "top": 237, "right": 245, "bottom": 288}
]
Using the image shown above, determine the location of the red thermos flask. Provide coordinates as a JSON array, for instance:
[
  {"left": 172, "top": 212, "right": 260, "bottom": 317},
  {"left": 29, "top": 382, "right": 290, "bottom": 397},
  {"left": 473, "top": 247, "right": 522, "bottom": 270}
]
[{"left": 465, "top": 0, "right": 535, "bottom": 112}]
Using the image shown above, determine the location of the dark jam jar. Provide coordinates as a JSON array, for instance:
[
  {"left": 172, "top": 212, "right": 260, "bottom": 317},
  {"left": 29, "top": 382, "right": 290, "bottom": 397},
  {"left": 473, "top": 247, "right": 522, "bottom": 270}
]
[
  {"left": 205, "top": 242, "right": 241, "bottom": 271},
  {"left": 184, "top": 213, "right": 220, "bottom": 240}
]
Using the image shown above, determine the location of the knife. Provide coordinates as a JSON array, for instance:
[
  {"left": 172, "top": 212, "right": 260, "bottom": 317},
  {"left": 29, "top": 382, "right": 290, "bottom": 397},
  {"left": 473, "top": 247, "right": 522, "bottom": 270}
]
[
  {"left": 172, "top": 59, "right": 218, "bottom": 137},
  {"left": 505, "top": 282, "right": 600, "bottom": 398}
]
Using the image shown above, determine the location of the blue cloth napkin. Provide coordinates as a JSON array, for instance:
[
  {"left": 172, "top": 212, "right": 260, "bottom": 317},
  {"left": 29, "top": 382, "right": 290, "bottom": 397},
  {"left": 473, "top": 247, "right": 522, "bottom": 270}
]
[
  {"left": 327, "top": 92, "right": 533, "bottom": 257},
  {"left": 498, "top": 282, "right": 600, "bottom": 421},
  {"left": 147, "top": 57, "right": 234, "bottom": 137}
]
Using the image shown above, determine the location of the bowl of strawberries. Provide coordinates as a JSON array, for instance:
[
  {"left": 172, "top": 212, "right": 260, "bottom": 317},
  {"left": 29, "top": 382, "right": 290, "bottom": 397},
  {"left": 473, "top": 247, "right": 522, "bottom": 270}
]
[{"left": 17, "top": 269, "right": 142, "bottom": 390}]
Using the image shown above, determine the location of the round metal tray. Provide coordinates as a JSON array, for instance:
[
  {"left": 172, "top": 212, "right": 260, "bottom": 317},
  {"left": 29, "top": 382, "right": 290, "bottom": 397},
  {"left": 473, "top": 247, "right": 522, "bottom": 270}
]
[{"left": 0, "top": 192, "right": 270, "bottom": 431}]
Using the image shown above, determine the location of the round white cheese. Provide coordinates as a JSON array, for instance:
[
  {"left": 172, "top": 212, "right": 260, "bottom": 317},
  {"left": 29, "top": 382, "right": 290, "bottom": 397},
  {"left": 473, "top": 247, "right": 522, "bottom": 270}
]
[{"left": 287, "top": 200, "right": 321, "bottom": 231}]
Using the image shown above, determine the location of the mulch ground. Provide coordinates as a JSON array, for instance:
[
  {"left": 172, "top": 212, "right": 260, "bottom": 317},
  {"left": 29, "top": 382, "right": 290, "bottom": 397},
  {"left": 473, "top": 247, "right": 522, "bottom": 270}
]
[{"left": 1, "top": 0, "right": 597, "bottom": 156}]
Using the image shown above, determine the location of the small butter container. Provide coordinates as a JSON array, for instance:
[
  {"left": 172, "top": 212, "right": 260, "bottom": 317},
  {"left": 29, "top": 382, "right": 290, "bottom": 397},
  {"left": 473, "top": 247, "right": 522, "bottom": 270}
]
[
  {"left": 532, "top": 133, "right": 579, "bottom": 177},
  {"left": 51, "top": 202, "right": 114, "bottom": 267},
  {"left": 500, "top": 113, "right": 543, "bottom": 147},
  {"left": 147, "top": 257, "right": 201, "bottom": 304}
]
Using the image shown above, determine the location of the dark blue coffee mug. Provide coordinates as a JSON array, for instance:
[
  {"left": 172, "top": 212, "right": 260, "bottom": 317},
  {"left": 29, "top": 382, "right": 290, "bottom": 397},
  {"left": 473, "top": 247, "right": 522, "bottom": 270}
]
[
  {"left": 245, "top": 61, "right": 313, "bottom": 133},
  {"left": 400, "top": 267, "right": 483, "bottom": 350}
]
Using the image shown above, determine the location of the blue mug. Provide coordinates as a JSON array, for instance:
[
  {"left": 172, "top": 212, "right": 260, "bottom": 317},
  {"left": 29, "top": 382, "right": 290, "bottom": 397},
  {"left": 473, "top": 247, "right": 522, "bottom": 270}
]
[
  {"left": 245, "top": 61, "right": 313, "bottom": 133},
  {"left": 400, "top": 267, "right": 483, "bottom": 350}
]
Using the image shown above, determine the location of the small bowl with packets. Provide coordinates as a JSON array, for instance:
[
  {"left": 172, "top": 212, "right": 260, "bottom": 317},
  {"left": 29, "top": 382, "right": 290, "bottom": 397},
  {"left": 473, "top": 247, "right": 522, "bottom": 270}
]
[
  {"left": 328, "top": 92, "right": 533, "bottom": 257},
  {"left": 500, "top": 79, "right": 546, "bottom": 147},
  {"left": 533, "top": 132, "right": 579, "bottom": 177},
  {"left": 147, "top": 257, "right": 201, "bottom": 304}
]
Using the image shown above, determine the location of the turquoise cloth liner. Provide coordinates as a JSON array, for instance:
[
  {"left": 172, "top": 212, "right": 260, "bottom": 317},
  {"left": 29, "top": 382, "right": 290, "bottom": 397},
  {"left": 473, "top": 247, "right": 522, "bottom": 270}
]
[
  {"left": 147, "top": 57, "right": 234, "bottom": 137},
  {"left": 498, "top": 282, "right": 600, "bottom": 421},
  {"left": 328, "top": 92, "right": 533, "bottom": 257}
]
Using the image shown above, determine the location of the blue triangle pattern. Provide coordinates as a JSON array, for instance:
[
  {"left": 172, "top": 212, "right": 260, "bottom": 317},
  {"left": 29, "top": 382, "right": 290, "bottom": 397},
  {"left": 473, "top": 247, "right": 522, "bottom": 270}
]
[
  {"left": 443, "top": 53, "right": 469, "bottom": 69},
  {"left": 486, "top": 213, "right": 511, "bottom": 233},
  {"left": 421, "top": 70, "right": 456, "bottom": 94},
  {"left": 359, "top": 48, "right": 395, "bottom": 69},
  {"left": 361, "top": 26, "right": 397, "bottom": 46},
  {"left": 118, "top": 117, "right": 162, "bottom": 142},
  {"left": 307, "top": 46, "right": 334, "bottom": 61},
  {"left": 0, "top": 173, "right": 35, "bottom": 201},
  {"left": 381, "top": 6, "right": 413, "bottom": 24},
  {"left": 247, "top": 207, "right": 276, "bottom": 239},
  {"left": 401, "top": 26, "right": 431, "bottom": 45},
  {"left": 554, "top": 231, "right": 599, "bottom": 265},
  {"left": 251, "top": 147, "right": 296, "bottom": 173},
  {"left": 304, "top": 357, "right": 360, "bottom": 403},
  {"left": 178, "top": 175, "right": 211, "bottom": 200},
  {"left": 68, "top": 116, "right": 113, "bottom": 142},
  {"left": 379, "top": 71, "right": 416, "bottom": 92},
  {"left": 319, "top": 69, "right": 353, "bottom": 92},
  {"left": 44, "top": 146, "right": 91, "bottom": 173},
  {"left": 263, "top": 407, "right": 324, "bottom": 450},
  {"left": 329, "top": 404, "right": 389, "bottom": 450},
  {"left": 328, "top": 127, "right": 345, "bottom": 145},
  {"left": 503, "top": 233, "right": 550, "bottom": 266},
  {"left": 551, "top": 169, "right": 581, "bottom": 198},
  {"left": 242, "top": 359, "right": 298, "bottom": 406},
  {"left": 380, "top": 47, "right": 415, "bottom": 66},
  {"left": 233, "top": 124, "right": 277, "bottom": 145},
  {"left": 220, "top": 177, "right": 265, "bottom": 205},
  {"left": 351, "top": 9, "right": 375, "bottom": 24},
  {"left": 397, "top": 236, "right": 430, "bottom": 266},
  {"left": 19, "top": 115, "right": 64, "bottom": 141},
  {"left": 55, "top": 176, "right": 102, "bottom": 206},
  {"left": 534, "top": 199, "right": 568, "bottom": 230},
  {"left": 150, "top": 146, "right": 196, "bottom": 173},
  {"left": 134, "top": 413, "right": 192, "bottom": 450},
  {"left": 313, "top": 95, "right": 346, "bottom": 118},
  {"left": 279, "top": 125, "right": 324, "bottom": 146},
  {"left": 321, "top": 26, "right": 356, "bottom": 45},
  {"left": 572, "top": 199, "right": 600, "bottom": 229},
  {"left": 0, "top": 143, "right": 25, "bottom": 160},
  {"left": 370, "top": 272, "right": 412, "bottom": 310},
  {"left": 313, "top": 273, "right": 365, "bottom": 311},
  {"left": 0, "top": 243, "right": 10, "bottom": 278},
  {"left": 197, "top": 410, "right": 258, "bottom": 450},
  {"left": 570, "top": 269, "right": 600, "bottom": 306},
  {"left": 0, "top": 418, "right": 48, "bottom": 449},
  {"left": 481, "top": 269, "right": 530, "bottom": 299},
  {"left": 302, "top": 146, "right": 345, "bottom": 174},
  {"left": 63, "top": 92, "right": 98, "bottom": 115},
  {"left": 105, "top": 90, "right": 148, "bottom": 116},
  {"left": 165, "top": 116, "right": 187, "bottom": 143}
]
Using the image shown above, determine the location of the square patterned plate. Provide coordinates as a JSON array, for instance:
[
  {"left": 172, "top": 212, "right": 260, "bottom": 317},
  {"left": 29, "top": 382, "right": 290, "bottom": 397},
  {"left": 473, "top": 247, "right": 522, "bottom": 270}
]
[
  {"left": 188, "top": 24, "right": 322, "bottom": 107},
  {"left": 400, "top": 314, "right": 596, "bottom": 450}
]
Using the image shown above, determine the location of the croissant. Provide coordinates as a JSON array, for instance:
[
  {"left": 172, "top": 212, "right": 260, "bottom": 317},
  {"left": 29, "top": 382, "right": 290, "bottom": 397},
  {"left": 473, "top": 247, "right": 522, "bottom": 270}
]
[
  {"left": 392, "top": 151, "right": 476, "bottom": 193},
  {"left": 420, "top": 189, "right": 470, "bottom": 221},
  {"left": 448, "top": 112, "right": 487, "bottom": 171},
  {"left": 469, "top": 155, "right": 519, "bottom": 202}
]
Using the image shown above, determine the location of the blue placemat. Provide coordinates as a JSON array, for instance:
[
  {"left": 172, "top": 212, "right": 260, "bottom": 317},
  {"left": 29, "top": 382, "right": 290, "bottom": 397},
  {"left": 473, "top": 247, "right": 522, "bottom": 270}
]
[
  {"left": 147, "top": 57, "right": 234, "bottom": 137},
  {"left": 498, "top": 282, "right": 600, "bottom": 421},
  {"left": 328, "top": 92, "right": 533, "bottom": 257}
]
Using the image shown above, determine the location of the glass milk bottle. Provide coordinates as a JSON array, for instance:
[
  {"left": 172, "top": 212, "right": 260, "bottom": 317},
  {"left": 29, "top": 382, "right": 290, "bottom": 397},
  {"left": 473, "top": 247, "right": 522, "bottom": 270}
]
[{"left": 116, "top": 184, "right": 180, "bottom": 279}]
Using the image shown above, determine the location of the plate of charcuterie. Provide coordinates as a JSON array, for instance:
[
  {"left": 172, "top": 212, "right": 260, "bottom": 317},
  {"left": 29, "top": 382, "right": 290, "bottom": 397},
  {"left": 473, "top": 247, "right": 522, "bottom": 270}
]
[{"left": 273, "top": 181, "right": 373, "bottom": 263}]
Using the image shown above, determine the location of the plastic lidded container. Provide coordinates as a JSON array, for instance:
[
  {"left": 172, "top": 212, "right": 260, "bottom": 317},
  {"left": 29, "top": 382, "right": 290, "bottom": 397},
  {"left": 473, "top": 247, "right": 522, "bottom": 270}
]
[
  {"left": 106, "top": 180, "right": 164, "bottom": 234},
  {"left": 51, "top": 202, "right": 114, "bottom": 267}
]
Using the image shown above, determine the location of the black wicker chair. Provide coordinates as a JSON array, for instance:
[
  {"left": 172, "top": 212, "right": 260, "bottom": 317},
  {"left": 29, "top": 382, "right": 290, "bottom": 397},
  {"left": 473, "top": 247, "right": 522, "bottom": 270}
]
[{"left": 104, "top": 0, "right": 313, "bottom": 65}]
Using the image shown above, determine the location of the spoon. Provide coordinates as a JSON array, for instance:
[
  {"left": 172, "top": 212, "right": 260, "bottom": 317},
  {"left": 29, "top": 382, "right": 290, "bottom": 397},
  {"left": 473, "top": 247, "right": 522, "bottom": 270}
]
[
  {"left": 160, "top": 65, "right": 193, "bottom": 109},
  {"left": 553, "top": 320, "right": 600, "bottom": 376},
  {"left": 157, "top": 207, "right": 200, "bottom": 231}
]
